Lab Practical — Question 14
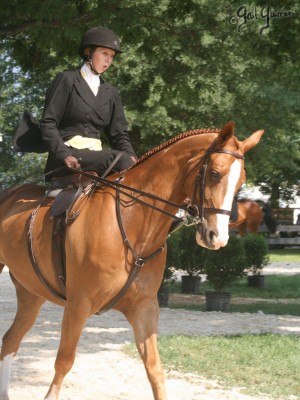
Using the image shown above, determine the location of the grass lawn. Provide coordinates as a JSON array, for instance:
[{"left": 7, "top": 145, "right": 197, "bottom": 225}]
[
  {"left": 125, "top": 334, "right": 300, "bottom": 399},
  {"left": 167, "top": 248, "right": 300, "bottom": 315},
  {"left": 170, "top": 274, "right": 300, "bottom": 299},
  {"left": 130, "top": 249, "right": 300, "bottom": 399},
  {"left": 167, "top": 275, "right": 300, "bottom": 315},
  {"left": 225, "top": 274, "right": 300, "bottom": 299},
  {"left": 269, "top": 248, "right": 300, "bottom": 262},
  {"left": 126, "top": 249, "right": 300, "bottom": 399}
]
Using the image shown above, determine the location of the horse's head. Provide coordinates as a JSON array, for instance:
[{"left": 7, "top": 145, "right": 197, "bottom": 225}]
[{"left": 190, "top": 121, "right": 264, "bottom": 250}]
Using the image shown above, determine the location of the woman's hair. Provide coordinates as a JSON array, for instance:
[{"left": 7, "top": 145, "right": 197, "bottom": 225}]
[{"left": 82, "top": 46, "right": 95, "bottom": 61}]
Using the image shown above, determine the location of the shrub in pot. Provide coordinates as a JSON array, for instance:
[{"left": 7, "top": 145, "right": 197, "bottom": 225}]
[
  {"left": 170, "top": 226, "right": 207, "bottom": 294},
  {"left": 157, "top": 232, "right": 179, "bottom": 306},
  {"left": 202, "top": 235, "right": 247, "bottom": 312},
  {"left": 157, "top": 264, "right": 175, "bottom": 307},
  {"left": 243, "top": 233, "right": 269, "bottom": 288}
]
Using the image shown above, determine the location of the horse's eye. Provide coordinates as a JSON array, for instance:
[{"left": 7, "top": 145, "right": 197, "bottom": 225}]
[{"left": 211, "top": 170, "right": 221, "bottom": 181}]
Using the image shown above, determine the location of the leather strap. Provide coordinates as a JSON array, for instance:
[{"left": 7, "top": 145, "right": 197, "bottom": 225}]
[
  {"left": 208, "top": 148, "right": 245, "bottom": 159},
  {"left": 52, "top": 217, "right": 67, "bottom": 297},
  {"left": 100, "top": 151, "right": 125, "bottom": 178},
  {"left": 28, "top": 200, "right": 66, "bottom": 302},
  {"left": 95, "top": 191, "right": 165, "bottom": 315}
]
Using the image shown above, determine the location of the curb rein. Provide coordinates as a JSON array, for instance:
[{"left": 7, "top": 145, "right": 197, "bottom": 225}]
[
  {"left": 28, "top": 139, "right": 245, "bottom": 314},
  {"left": 75, "top": 138, "right": 244, "bottom": 315}
]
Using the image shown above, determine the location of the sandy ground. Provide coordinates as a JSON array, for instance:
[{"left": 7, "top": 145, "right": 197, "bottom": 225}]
[{"left": 1, "top": 264, "right": 300, "bottom": 400}]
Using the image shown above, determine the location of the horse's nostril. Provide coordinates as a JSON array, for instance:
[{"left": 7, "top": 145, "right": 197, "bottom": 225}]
[{"left": 209, "top": 230, "right": 216, "bottom": 240}]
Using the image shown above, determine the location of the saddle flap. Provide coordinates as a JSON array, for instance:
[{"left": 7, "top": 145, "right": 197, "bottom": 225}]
[{"left": 51, "top": 189, "right": 77, "bottom": 217}]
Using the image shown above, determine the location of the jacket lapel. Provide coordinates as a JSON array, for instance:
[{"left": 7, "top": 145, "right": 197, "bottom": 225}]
[{"left": 73, "top": 70, "right": 111, "bottom": 121}]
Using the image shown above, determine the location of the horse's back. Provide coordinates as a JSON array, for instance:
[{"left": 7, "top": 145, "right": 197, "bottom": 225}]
[{"left": 229, "top": 199, "right": 262, "bottom": 234}]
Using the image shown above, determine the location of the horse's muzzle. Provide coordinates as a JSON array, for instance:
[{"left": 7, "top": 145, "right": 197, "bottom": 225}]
[{"left": 195, "top": 219, "right": 228, "bottom": 250}]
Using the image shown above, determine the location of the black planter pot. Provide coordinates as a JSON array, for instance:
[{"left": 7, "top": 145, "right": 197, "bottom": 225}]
[
  {"left": 157, "top": 285, "right": 170, "bottom": 307},
  {"left": 205, "top": 291, "right": 231, "bottom": 312},
  {"left": 247, "top": 275, "right": 265, "bottom": 288},
  {"left": 181, "top": 275, "right": 201, "bottom": 294}
]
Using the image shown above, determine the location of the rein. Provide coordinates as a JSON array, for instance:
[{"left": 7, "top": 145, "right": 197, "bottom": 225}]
[
  {"left": 27, "top": 138, "right": 245, "bottom": 313},
  {"left": 68, "top": 169, "right": 192, "bottom": 221},
  {"left": 68, "top": 139, "right": 245, "bottom": 225}
]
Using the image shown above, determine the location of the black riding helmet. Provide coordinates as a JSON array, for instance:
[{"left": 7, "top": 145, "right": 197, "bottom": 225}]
[{"left": 79, "top": 26, "right": 122, "bottom": 59}]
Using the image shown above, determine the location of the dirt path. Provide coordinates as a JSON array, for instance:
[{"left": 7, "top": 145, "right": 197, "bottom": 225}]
[{"left": 1, "top": 267, "right": 300, "bottom": 400}]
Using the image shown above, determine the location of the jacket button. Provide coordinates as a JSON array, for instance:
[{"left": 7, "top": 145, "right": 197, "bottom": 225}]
[{"left": 83, "top": 123, "right": 88, "bottom": 128}]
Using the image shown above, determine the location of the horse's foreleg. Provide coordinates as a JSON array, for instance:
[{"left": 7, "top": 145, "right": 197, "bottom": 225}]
[
  {"left": 247, "top": 220, "right": 260, "bottom": 234},
  {"left": 126, "top": 299, "right": 167, "bottom": 400},
  {"left": 0, "top": 274, "right": 45, "bottom": 400},
  {"left": 238, "top": 222, "right": 247, "bottom": 236},
  {"left": 44, "top": 298, "right": 91, "bottom": 400}
]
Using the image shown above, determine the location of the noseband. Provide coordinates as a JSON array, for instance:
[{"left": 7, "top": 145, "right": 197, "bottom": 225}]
[{"left": 189, "top": 139, "right": 245, "bottom": 225}]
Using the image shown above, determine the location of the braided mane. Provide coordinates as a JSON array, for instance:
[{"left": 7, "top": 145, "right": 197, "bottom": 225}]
[{"left": 132, "top": 128, "right": 221, "bottom": 169}]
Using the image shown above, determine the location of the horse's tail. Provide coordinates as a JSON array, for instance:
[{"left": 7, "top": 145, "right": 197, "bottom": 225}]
[{"left": 256, "top": 200, "right": 277, "bottom": 233}]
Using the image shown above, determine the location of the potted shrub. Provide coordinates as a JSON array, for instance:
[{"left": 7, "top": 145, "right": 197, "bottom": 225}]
[
  {"left": 172, "top": 225, "right": 207, "bottom": 294},
  {"left": 202, "top": 235, "right": 247, "bottom": 312},
  {"left": 157, "top": 231, "right": 180, "bottom": 306},
  {"left": 243, "top": 233, "right": 269, "bottom": 288},
  {"left": 157, "top": 264, "right": 175, "bottom": 307}
]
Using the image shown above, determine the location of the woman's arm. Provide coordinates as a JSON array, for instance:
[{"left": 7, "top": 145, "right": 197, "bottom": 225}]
[
  {"left": 105, "top": 89, "right": 137, "bottom": 159},
  {"left": 40, "top": 72, "right": 73, "bottom": 162}
]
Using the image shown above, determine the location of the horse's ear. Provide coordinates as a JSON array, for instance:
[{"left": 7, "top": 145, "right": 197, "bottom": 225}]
[
  {"left": 218, "top": 121, "right": 235, "bottom": 144},
  {"left": 242, "top": 130, "right": 264, "bottom": 153}
]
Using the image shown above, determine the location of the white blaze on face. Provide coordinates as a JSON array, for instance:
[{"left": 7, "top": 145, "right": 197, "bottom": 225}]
[{"left": 216, "top": 159, "right": 242, "bottom": 246}]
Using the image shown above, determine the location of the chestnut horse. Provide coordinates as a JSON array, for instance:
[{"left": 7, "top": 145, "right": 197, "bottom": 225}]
[
  {"left": 229, "top": 199, "right": 277, "bottom": 236},
  {"left": 0, "top": 122, "right": 263, "bottom": 400}
]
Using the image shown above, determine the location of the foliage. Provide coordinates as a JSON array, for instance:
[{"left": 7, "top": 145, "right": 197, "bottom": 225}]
[
  {"left": 155, "top": 231, "right": 179, "bottom": 288},
  {"left": 202, "top": 235, "right": 247, "bottom": 292},
  {"left": 243, "top": 233, "right": 269, "bottom": 275},
  {"left": 0, "top": 152, "right": 47, "bottom": 190},
  {"left": 0, "top": 1, "right": 299, "bottom": 204},
  {"left": 168, "top": 228, "right": 247, "bottom": 289},
  {"left": 167, "top": 225, "right": 207, "bottom": 276}
]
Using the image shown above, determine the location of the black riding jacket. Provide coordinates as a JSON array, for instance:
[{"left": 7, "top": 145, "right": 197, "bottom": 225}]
[{"left": 40, "top": 69, "right": 136, "bottom": 162}]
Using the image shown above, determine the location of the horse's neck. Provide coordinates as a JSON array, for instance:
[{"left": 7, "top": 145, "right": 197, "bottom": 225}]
[
  {"left": 126, "top": 135, "right": 211, "bottom": 204},
  {"left": 93, "top": 135, "right": 212, "bottom": 250}
]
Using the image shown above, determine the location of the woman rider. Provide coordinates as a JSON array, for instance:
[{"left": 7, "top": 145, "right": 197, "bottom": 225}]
[{"left": 40, "top": 26, "right": 137, "bottom": 180}]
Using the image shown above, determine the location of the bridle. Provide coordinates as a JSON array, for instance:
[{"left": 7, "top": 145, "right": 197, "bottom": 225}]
[
  {"left": 27, "top": 137, "right": 246, "bottom": 312},
  {"left": 189, "top": 138, "right": 245, "bottom": 226},
  {"left": 68, "top": 137, "right": 245, "bottom": 227},
  {"left": 85, "top": 137, "right": 245, "bottom": 314}
]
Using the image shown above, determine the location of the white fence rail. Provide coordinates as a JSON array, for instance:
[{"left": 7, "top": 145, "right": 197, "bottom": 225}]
[{"left": 266, "top": 225, "right": 300, "bottom": 247}]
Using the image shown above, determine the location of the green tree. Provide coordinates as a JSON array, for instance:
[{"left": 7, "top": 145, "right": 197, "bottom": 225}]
[{"left": 0, "top": 0, "right": 299, "bottom": 203}]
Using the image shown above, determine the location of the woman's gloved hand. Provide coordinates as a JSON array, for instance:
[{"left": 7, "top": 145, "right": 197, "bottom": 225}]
[{"left": 64, "top": 155, "right": 81, "bottom": 170}]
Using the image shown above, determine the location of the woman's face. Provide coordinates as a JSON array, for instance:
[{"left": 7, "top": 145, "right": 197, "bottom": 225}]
[{"left": 91, "top": 47, "right": 116, "bottom": 74}]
